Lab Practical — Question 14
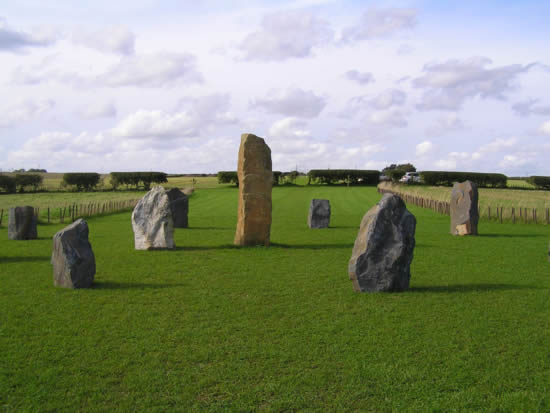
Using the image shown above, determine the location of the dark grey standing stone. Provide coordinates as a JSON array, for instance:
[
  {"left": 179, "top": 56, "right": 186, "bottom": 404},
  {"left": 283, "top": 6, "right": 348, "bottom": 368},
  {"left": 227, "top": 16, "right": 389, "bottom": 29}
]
[
  {"left": 165, "top": 188, "right": 189, "bottom": 228},
  {"left": 8, "top": 206, "right": 37, "bottom": 240},
  {"left": 450, "top": 180, "right": 479, "bottom": 236},
  {"left": 308, "top": 199, "right": 331, "bottom": 228},
  {"left": 348, "top": 194, "right": 416, "bottom": 292},
  {"left": 52, "top": 219, "right": 95, "bottom": 289}
]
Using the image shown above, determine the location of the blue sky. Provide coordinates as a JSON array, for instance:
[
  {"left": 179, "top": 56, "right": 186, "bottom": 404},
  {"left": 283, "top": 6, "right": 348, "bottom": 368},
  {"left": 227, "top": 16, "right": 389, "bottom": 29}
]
[{"left": 1, "top": 0, "right": 549, "bottom": 174}]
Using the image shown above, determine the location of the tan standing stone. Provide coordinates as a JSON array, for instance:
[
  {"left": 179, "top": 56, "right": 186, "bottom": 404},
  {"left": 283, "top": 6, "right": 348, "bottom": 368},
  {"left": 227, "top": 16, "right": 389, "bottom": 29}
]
[
  {"left": 234, "top": 133, "right": 272, "bottom": 246},
  {"left": 450, "top": 180, "right": 479, "bottom": 236}
]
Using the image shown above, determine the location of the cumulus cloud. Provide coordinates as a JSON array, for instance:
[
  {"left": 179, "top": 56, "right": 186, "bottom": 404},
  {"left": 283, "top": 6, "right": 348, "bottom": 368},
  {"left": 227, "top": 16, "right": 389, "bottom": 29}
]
[
  {"left": 0, "top": 17, "right": 56, "bottom": 52},
  {"left": 498, "top": 154, "right": 530, "bottom": 168},
  {"left": 250, "top": 88, "right": 326, "bottom": 118},
  {"left": 0, "top": 99, "right": 55, "bottom": 127},
  {"left": 96, "top": 52, "right": 203, "bottom": 88},
  {"left": 79, "top": 102, "right": 117, "bottom": 119},
  {"left": 414, "top": 56, "right": 535, "bottom": 111},
  {"left": 538, "top": 121, "right": 550, "bottom": 135},
  {"left": 341, "top": 8, "right": 417, "bottom": 43},
  {"left": 344, "top": 70, "right": 374, "bottom": 85},
  {"left": 512, "top": 98, "right": 550, "bottom": 117},
  {"left": 416, "top": 140, "right": 433, "bottom": 156},
  {"left": 434, "top": 159, "right": 457, "bottom": 170},
  {"left": 368, "top": 108, "right": 407, "bottom": 127},
  {"left": 268, "top": 117, "right": 310, "bottom": 139},
  {"left": 425, "top": 113, "right": 464, "bottom": 136},
  {"left": 72, "top": 25, "right": 135, "bottom": 55},
  {"left": 112, "top": 94, "right": 238, "bottom": 140},
  {"left": 239, "top": 10, "right": 333, "bottom": 61},
  {"left": 479, "top": 137, "right": 518, "bottom": 152},
  {"left": 370, "top": 89, "right": 406, "bottom": 110}
]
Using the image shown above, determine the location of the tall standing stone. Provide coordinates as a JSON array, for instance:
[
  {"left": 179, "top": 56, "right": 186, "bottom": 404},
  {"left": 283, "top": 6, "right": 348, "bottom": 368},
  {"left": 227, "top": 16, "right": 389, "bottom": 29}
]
[
  {"left": 8, "top": 206, "right": 37, "bottom": 240},
  {"left": 308, "top": 199, "right": 331, "bottom": 228},
  {"left": 234, "top": 133, "right": 272, "bottom": 246},
  {"left": 450, "top": 180, "right": 478, "bottom": 236},
  {"left": 165, "top": 188, "right": 189, "bottom": 228},
  {"left": 348, "top": 194, "right": 416, "bottom": 292},
  {"left": 132, "top": 186, "right": 175, "bottom": 250},
  {"left": 52, "top": 219, "right": 95, "bottom": 288}
]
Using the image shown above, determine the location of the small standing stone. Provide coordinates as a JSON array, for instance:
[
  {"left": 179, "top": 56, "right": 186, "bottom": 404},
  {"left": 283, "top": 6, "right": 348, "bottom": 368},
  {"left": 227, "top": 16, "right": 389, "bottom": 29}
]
[
  {"left": 450, "top": 180, "right": 479, "bottom": 236},
  {"left": 234, "top": 133, "right": 272, "bottom": 246},
  {"left": 52, "top": 219, "right": 95, "bottom": 288},
  {"left": 348, "top": 194, "right": 416, "bottom": 292},
  {"left": 165, "top": 188, "right": 189, "bottom": 228},
  {"left": 308, "top": 199, "right": 331, "bottom": 228},
  {"left": 132, "top": 186, "right": 175, "bottom": 250},
  {"left": 8, "top": 206, "right": 37, "bottom": 240}
]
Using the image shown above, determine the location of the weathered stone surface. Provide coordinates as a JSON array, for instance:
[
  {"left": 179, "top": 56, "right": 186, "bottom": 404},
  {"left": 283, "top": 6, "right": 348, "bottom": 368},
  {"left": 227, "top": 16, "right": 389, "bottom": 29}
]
[
  {"left": 348, "top": 194, "right": 416, "bottom": 292},
  {"left": 165, "top": 188, "right": 188, "bottom": 228},
  {"left": 8, "top": 206, "right": 37, "bottom": 240},
  {"left": 234, "top": 133, "right": 272, "bottom": 246},
  {"left": 132, "top": 186, "right": 175, "bottom": 250},
  {"left": 52, "top": 219, "right": 95, "bottom": 288},
  {"left": 450, "top": 180, "right": 478, "bottom": 236},
  {"left": 308, "top": 199, "right": 331, "bottom": 228}
]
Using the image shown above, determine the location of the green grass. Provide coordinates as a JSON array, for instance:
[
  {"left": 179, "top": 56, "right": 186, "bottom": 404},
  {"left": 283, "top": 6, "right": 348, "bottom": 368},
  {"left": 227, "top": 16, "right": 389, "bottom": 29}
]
[{"left": 1, "top": 186, "right": 549, "bottom": 411}]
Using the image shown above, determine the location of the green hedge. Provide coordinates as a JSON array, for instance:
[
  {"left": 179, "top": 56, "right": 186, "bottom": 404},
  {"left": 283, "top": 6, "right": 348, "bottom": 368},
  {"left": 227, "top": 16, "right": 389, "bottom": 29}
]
[
  {"left": 14, "top": 173, "right": 43, "bottom": 192},
  {"left": 63, "top": 173, "right": 101, "bottom": 191},
  {"left": 307, "top": 169, "right": 380, "bottom": 185},
  {"left": 110, "top": 172, "right": 167, "bottom": 190},
  {"left": 0, "top": 175, "right": 16, "bottom": 193},
  {"left": 420, "top": 171, "right": 507, "bottom": 188},
  {"left": 527, "top": 176, "right": 550, "bottom": 190},
  {"left": 217, "top": 171, "right": 281, "bottom": 187}
]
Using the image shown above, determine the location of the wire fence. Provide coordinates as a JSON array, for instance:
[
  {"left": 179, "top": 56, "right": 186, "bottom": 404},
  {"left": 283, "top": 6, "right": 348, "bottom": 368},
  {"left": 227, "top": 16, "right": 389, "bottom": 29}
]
[{"left": 378, "top": 187, "right": 550, "bottom": 225}]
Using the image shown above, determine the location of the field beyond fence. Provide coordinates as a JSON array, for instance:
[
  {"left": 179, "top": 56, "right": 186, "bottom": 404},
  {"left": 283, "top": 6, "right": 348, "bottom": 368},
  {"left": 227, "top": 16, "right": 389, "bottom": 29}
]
[{"left": 378, "top": 182, "right": 550, "bottom": 225}]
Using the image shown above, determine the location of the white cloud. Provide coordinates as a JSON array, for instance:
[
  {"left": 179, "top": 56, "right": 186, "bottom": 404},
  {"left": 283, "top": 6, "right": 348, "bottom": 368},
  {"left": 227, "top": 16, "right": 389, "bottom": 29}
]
[
  {"left": 511, "top": 98, "right": 550, "bottom": 117},
  {"left": 0, "top": 99, "right": 55, "bottom": 128},
  {"left": 434, "top": 159, "right": 457, "bottom": 170},
  {"left": 239, "top": 9, "right": 333, "bottom": 61},
  {"left": 414, "top": 56, "right": 534, "bottom": 111},
  {"left": 370, "top": 89, "right": 406, "bottom": 110},
  {"left": 425, "top": 113, "right": 464, "bottom": 136},
  {"left": 0, "top": 17, "right": 56, "bottom": 51},
  {"left": 79, "top": 102, "right": 117, "bottom": 120},
  {"left": 250, "top": 88, "right": 326, "bottom": 118},
  {"left": 479, "top": 137, "right": 518, "bottom": 152},
  {"left": 72, "top": 25, "right": 135, "bottom": 55},
  {"left": 96, "top": 52, "right": 203, "bottom": 88},
  {"left": 341, "top": 8, "right": 417, "bottom": 42},
  {"left": 416, "top": 140, "right": 433, "bottom": 156},
  {"left": 368, "top": 109, "right": 407, "bottom": 128},
  {"left": 268, "top": 117, "right": 310, "bottom": 139},
  {"left": 538, "top": 121, "right": 550, "bottom": 135},
  {"left": 112, "top": 110, "right": 198, "bottom": 139},
  {"left": 344, "top": 70, "right": 374, "bottom": 85}
]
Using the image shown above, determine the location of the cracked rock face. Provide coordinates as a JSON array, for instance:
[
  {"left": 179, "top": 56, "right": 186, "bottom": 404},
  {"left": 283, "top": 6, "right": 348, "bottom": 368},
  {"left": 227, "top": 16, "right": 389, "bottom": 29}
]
[
  {"left": 52, "top": 219, "right": 95, "bottom": 289},
  {"left": 234, "top": 133, "right": 272, "bottom": 247},
  {"left": 450, "top": 180, "right": 478, "bottom": 236},
  {"left": 165, "top": 188, "right": 189, "bottom": 228},
  {"left": 8, "top": 206, "right": 37, "bottom": 240},
  {"left": 132, "top": 186, "right": 175, "bottom": 250},
  {"left": 308, "top": 199, "right": 330, "bottom": 229},
  {"left": 348, "top": 194, "right": 416, "bottom": 293}
]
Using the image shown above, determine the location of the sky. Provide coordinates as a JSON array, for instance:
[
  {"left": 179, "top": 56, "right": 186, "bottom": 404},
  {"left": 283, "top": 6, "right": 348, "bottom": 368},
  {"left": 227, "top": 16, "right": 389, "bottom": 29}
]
[{"left": 1, "top": 0, "right": 549, "bottom": 175}]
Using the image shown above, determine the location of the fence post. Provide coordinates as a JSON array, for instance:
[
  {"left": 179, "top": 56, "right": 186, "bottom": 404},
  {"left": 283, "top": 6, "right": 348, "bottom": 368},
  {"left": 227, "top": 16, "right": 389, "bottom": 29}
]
[
  {"left": 488, "top": 206, "right": 491, "bottom": 220},
  {"left": 0, "top": 209, "right": 3, "bottom": 226},
  {"left": 48, "top": 207, "right": 50, "bottom": 223},
  {"left": 547, "top": 208, "right": 549, "bottom": 225},
  {"left": 512, "top": 207, "right": 515, "bottom": 224}
]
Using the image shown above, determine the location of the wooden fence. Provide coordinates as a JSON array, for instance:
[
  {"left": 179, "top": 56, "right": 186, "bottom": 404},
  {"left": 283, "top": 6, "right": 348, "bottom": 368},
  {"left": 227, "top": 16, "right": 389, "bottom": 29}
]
[
  {"left": 0, "top": 199, "right": 139, "bottom": 226},
  {"left": 378, "top": 187, "right": 550, "bottom": 225}
]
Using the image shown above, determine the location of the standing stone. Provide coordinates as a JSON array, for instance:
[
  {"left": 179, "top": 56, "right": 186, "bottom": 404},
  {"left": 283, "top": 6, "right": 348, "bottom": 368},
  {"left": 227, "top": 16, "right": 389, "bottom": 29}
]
[
  {"left": 308, "top": 199, "right": 331, "bottom": 229},
  {"left": 450, "top": 180, "right": 479, "bottom": 236},
  {"left": 234, "top": 133, "right": 272, "bottom": 246},
  {"left": 8, "top": 206, "right": 37, "bottom": 240},
  {"left": 52, "top": 219, "right": 95, "bottom": 288},
  {"left": 348, "top": 194, "right": 416, "bottom": 292},
  {"left": 132, "top": 186, "right": 175, "bottom": 250},
  {"left": 165, "top": 188, "right": 189, "bottom": 228}
]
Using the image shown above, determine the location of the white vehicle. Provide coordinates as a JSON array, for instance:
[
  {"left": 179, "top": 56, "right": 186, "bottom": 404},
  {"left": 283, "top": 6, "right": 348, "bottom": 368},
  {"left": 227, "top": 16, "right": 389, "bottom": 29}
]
[{"left": 399, "top": 171, "right": 421, "bottom": 183}]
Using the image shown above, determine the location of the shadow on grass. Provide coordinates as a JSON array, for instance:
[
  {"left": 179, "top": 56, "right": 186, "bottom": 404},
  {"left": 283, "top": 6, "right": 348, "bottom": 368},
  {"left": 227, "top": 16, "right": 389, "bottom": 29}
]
[
  {"left": 93, "top": 281, "right": 186, "bottom": 290},
  {"left": 173, "top": 244, "right": 241, "bottom": 251},
  {"left": 477, "top": 233, "right": 547, "bottom": 238},
  {"left": 409, "top": 283, "right": 541, "bottom": 293},
  {"left": 271, "top": 242, "right": 354, "bottom": 250},
  {"left": 184, "top": 226, "right": 233, "bottom": 230},
  {"left": 0, "top": 256, "right": 50, "bottom": 263}
]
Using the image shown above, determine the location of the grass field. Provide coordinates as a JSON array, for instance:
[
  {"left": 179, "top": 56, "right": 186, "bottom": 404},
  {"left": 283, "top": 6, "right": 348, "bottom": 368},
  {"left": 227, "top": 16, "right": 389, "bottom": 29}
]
[
  {"left": 379, "top": 182, "right": 550, "bottom": 223},
  {"left": 1, "top": 186, "right": 549, "bottom": 411}
]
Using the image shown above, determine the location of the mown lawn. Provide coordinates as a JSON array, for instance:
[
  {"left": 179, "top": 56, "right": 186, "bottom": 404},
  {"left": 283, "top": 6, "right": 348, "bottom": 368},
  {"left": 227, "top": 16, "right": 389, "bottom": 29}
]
[{"left": 1, "top": 186, "right": 549, "bottom": 412}]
